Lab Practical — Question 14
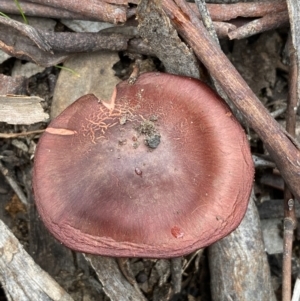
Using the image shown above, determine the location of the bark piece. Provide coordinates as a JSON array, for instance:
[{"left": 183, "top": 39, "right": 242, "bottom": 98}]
[
  {"left": 0, "top": 95, "right": 49, "bottom": 125},
  {"left": 209, "top": 195, "right": 276, "bottom": 301},
  {"left": 0, "top": 218, "right": 74, "bottom": 301},
  {"left": 137, "top": 0, "right": 200, "bottom": 78}
]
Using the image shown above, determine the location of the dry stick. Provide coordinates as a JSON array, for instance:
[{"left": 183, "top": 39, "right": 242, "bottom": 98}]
[
  {"left": 260, "top": 173, "right": 284, "bottom": 191},
  {"left": 0, "top": 0, "right": 100, "bottom": 21},
  {"left": 213, "top": 21, "right": 236, "bottom": 39},
  {"left": 175, "top": 0, "right": 243, "bottom": 122},
  {"left": 228, "top": 11, "right": 289, "bottom": 40},
  {"left": 35, "top": 31, "right": 130, "bottom": 53},
  {"left": 194, "top": 0, "right": 218, "bottom": 43},
  {"left": 286, "top": 0, "right": 300, "bottom": 113},
  {"left": 0, "top": 16, "right": 51, "bottom": 52},
  {"left": 283, "top": 211, "right": 295, "bottom": 301},
  {"left": 200, "top": 0, "right": 287, "bottom": 21},
  {"left": 0, "top": 161, "right": 28, "bottom": 206},
  {"left": 282, "top": 34, "right": 298, "bottom": 301},
  {"left": 285, "top": 1, "right": 300, "bottom": 297},
  {"left": 24, "top": 0, "right": 127, "bottom": 23},
  {"left": 0, "top": 130, "right": 45, "bottom": 138},
  {"left": 161, "top": 0, "right": 300, "bottom": 202},
  {"left": 0, "top": 17, "right": 129, "bottom": 66}
]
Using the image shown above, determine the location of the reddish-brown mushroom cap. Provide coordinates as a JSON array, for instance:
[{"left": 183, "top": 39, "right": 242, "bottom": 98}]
[{"left": 33, "top": 72, "right": 254, "bottom": 258}]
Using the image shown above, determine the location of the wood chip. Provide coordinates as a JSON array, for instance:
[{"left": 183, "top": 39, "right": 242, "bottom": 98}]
[{"left": 0, "top": 95, "right": 49, "bottom": 125}]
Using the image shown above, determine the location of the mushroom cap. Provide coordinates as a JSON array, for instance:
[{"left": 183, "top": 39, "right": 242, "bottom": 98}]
[{"left": 33, "top": 72, "right": 254, "bottom": 258}]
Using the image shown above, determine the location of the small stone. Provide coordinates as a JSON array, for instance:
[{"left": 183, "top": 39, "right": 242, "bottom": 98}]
[{"left": 145, "top": 134, "right": 161, "bottom": 149}]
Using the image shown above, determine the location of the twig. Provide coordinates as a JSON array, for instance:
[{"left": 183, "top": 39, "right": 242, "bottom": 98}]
[
  {"left": 203, "top": 1, "right": 287, "bottom": 21},
  {"left": 0, "top": 130, "right": 45, "bottom": 138},
  {"left": 213, "top": 21, "right": 236, "bottom": 39},
  {"left": 283, "top": 216, "right": 295, "bottom": 301},
  {"left": 182, "top": 249, "right": 203, "bottom": 273},
  {"left": 194, "top": 0, "right": 218, "bottom": 42},
  {"left": 175, "top": 0, "right": 244, "bottom": 123},
  {"left": 0, "top": 161, "right": 28, "bottom": 206},
  {"left": 286, "top": 0, "right": 300, "bottom": 116},
  {"left": 24, "top": 0, "right": 127, "bottom": 24},
  {"left": 161, "top": 0, "right": 300, "bottom": 201},
  {"left": 260, "top": 173, "right": 284, "bottom": 191},
  {"left": 0, "top": 17, "right": 130, "bottom": 66},
  {"left": 0, "top": 0, "right": 101, "bottom": 21},
  {"left": 0, "top": 0, "right": 287, "bottom": 23},
  {"left": 228, "top": 11, "right": 289, "bottom": 40},
  {"left": 0, "top": 16, "right": 51, "bottom": 52},
  {"left": 284, "top": 0, "right": 300, "bottom": 296},
  {"left": 282, "top": 33, "right": 298, "bottom": 301},
  {"left": 36, "top": 31, "right": 131, "bottom": 53}
]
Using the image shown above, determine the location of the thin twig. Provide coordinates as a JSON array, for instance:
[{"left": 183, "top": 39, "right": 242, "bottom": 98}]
[
  {"left": 0, "top": 0, "right": 100, "bottom": 21},
  {"left": 194, "top": 0, "right": 218, "bottom": 43},
  {"left": 283, "top": 216, "right": 295, "bottom": 301},
  {"left": 182, "top": 249, "right": 203, "bottom": 273},
  {"left": 0, "top": 130, "right": 45, "bottom": 138},
  {"left": 24, "top": 0, "right": 127, "bottom": 23},
  {"left": 0, "top": 161, "right": 28, "bottom": 206},
  {"left": 175, "top": 0, "right": 244, "bottom": 122},
  {"left": 282, "top": 33, "right": 298, "bottom": 301},
  {"left": 204, "top": 1, "right": 287, "bottom": 21},
  {"left": 0, "top": 16, "right": 52, "bottom": 52},
  {"left": 228, "top": 11, "right": 289, "bottom": 40}
]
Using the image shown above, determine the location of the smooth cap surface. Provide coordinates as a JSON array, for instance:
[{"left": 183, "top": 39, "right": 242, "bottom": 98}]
[{"left": 33, "top": 72, "right": 254, "bottom": 258}]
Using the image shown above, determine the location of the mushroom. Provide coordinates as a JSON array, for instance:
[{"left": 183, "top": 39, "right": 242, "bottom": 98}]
[{"left": 33, "top": 72, "right": 254, "bottom": 258}]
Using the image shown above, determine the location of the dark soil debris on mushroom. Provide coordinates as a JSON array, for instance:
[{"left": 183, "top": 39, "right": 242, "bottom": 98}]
[{"left": 136, "top": 119, "right": 161, "bottom": 149}]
